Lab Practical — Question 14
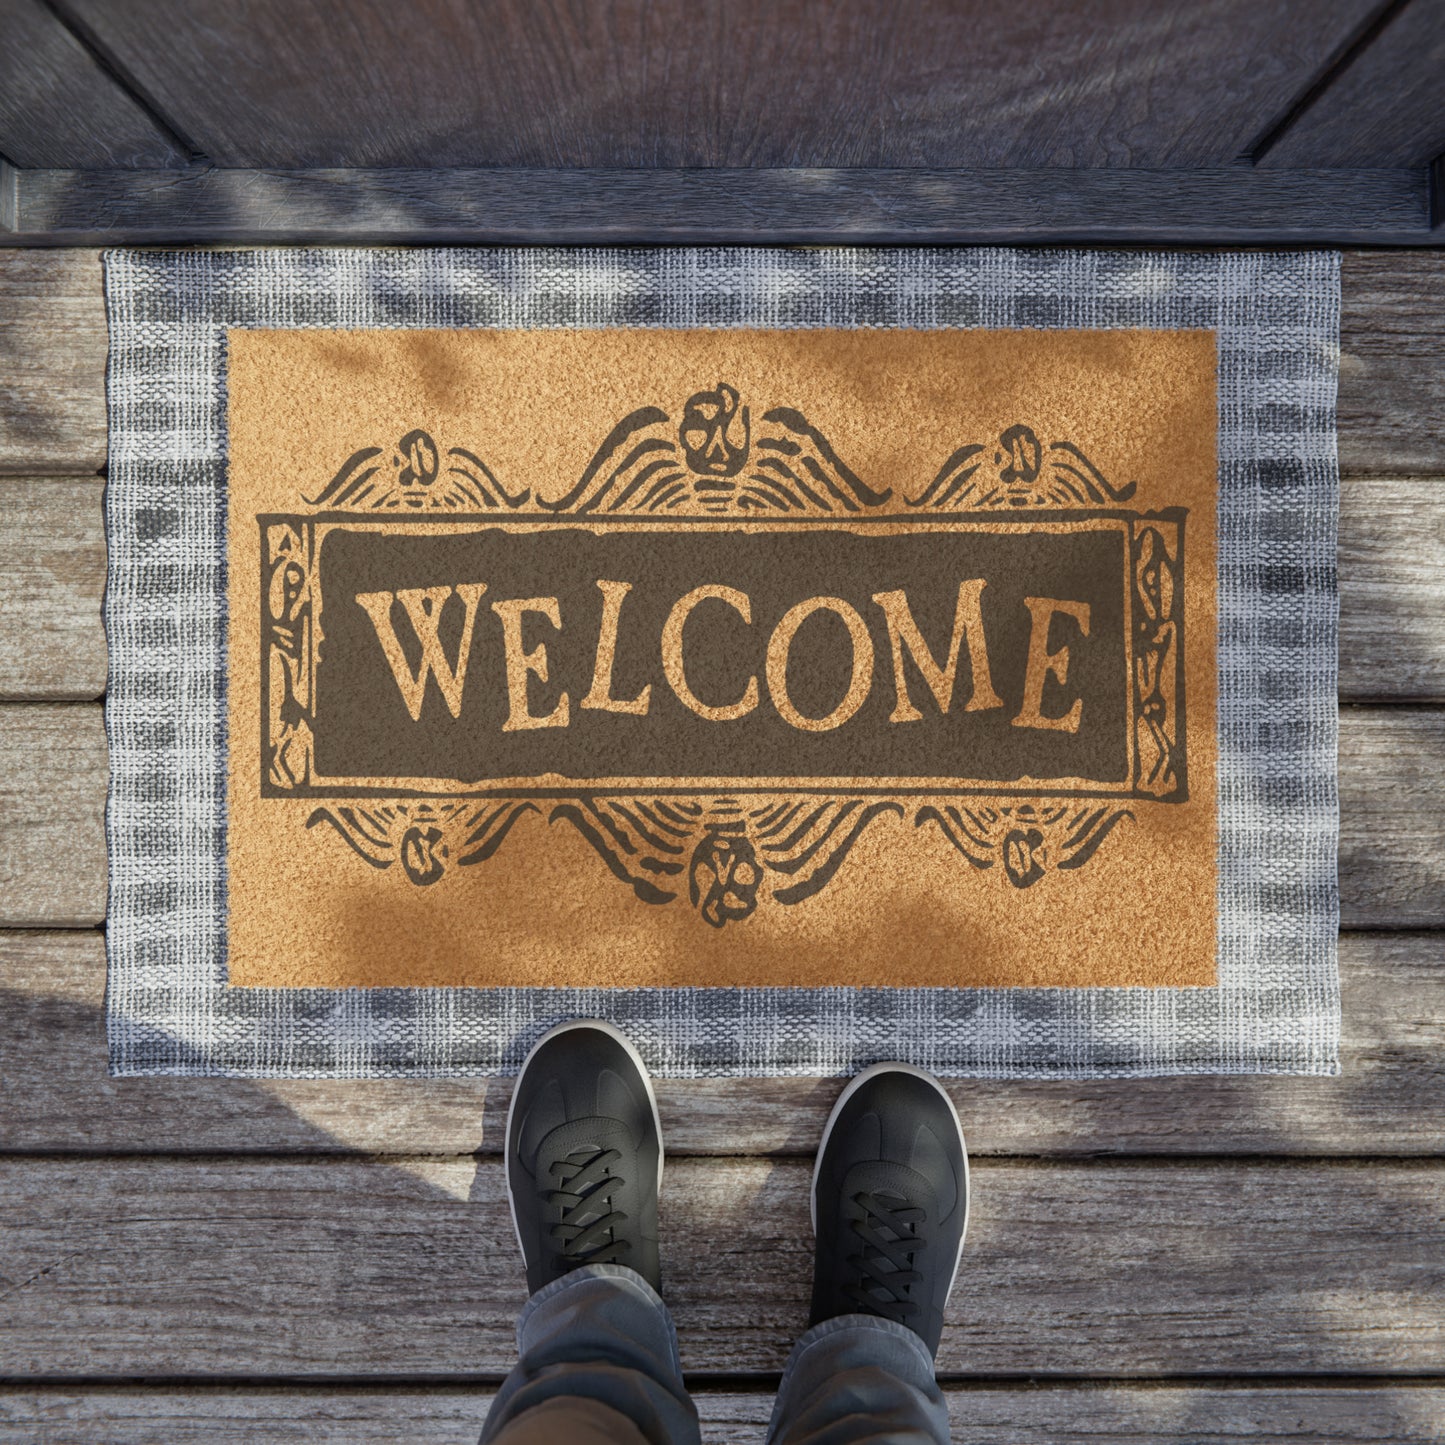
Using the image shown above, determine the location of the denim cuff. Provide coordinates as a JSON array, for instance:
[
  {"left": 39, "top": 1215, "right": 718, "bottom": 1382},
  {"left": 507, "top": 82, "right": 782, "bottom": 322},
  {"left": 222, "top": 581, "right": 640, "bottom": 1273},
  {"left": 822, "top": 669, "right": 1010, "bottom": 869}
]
[
  {"left": 516, "top": 1263, "right": 678, "bottom": 1362},
  {"left": 781, "top": 1310, "right": 937, "bottom": 1383}
]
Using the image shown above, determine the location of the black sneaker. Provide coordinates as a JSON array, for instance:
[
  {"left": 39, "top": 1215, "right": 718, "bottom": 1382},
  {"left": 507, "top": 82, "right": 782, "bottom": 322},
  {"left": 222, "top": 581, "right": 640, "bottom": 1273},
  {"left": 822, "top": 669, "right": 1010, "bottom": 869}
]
[
  {"left": 505, "top": 1020, "right": 663, "bottom": 1295},
  {"left": 809, "top": 1063, "right": 968, "bottom": 1357}
]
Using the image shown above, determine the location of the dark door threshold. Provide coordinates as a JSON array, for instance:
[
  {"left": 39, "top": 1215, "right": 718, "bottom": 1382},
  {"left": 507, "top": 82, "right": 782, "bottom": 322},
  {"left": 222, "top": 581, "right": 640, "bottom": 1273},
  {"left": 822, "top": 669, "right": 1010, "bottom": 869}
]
[{"left": 3, "top": 163, "right": 1442, "bottom": 247}]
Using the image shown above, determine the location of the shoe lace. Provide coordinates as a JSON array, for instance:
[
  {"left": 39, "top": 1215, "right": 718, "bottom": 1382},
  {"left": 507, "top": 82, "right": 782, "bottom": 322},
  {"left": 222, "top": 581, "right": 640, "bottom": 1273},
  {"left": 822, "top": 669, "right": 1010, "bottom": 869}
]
[
  {"left": 545, "top": 1147, "right": 630, "bottom": 1273},
  {"left": 845, "top": 1189, "right": 926, "bottom": 1323}
]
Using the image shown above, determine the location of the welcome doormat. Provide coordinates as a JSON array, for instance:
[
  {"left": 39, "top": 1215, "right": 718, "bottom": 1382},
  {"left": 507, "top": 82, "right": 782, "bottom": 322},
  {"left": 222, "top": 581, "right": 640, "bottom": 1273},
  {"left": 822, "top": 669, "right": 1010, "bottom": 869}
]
[{"left": 104, "top": 248, "right": 1339, "bottom": 1076}]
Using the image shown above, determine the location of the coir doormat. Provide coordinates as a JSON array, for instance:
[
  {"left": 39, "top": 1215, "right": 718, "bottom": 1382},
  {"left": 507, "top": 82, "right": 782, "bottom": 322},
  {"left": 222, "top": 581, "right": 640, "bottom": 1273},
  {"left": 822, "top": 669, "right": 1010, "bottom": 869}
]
[{"left": 104, "top": 248, "right": 1339, "bottom": 1077}]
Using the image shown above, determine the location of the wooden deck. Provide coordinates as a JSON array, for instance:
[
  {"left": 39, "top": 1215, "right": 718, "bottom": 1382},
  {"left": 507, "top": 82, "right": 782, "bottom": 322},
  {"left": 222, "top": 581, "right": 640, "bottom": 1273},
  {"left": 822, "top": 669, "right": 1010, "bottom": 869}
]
[{"left": 0, "top": 249, "right": 1442, "bottom": 1443}]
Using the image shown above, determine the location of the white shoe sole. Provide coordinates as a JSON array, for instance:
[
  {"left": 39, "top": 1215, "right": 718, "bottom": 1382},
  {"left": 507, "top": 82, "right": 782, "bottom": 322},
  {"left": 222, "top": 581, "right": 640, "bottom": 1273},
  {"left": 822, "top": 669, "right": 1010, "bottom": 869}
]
[
  {"left": 811, "top": 1061, "right": 970, "bottom": 1295},
  {"left": 505, "top": 1019, "right": 664, "bottom": 1264}
]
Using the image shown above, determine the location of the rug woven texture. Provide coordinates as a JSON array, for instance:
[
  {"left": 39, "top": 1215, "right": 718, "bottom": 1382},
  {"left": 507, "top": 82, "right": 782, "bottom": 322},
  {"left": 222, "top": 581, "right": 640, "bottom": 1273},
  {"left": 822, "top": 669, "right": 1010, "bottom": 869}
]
[{"left": 103, "top": 247, "right": 1340, "bottom": 1078}]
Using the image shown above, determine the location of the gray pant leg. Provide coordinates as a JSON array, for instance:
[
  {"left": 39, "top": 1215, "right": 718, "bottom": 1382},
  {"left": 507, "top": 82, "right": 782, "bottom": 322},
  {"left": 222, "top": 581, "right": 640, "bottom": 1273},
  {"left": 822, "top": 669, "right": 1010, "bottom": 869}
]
[
  {"left": 766, "top": 1314, "right": 951, "bottom": 1445},
  {"left": 482, "top": 1263, "right": 701, "bottom": 1445}
]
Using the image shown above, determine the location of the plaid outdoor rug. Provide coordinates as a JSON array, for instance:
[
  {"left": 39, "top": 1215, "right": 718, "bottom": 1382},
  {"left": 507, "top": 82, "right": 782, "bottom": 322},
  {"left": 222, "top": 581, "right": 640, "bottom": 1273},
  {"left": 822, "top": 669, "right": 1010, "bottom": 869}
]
[{"left": 104, "top": 248, "right": 1339, "bottom": 1077}]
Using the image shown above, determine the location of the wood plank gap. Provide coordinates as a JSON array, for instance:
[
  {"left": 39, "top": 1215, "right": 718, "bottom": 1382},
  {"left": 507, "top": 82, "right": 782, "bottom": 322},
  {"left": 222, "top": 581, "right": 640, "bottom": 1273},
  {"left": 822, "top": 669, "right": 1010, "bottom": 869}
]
[
  {"left": 11, "top": 703, "right": 1444, "bottom": 929},
  {"left": 6, "top": 1381, "right": 1443, "bottom": 1445},
  {"left": 3, "top": 471, "right": 1445, "bottom": 702},
  {"left": 4, "top": 1371, "right": 1444, "bottom": 1390},
  {"left": 10, "top": 1373, "right": 1445, "bottom": 1390},
  {"left": 1243, "top": 0, "right": 1415, "bottom": 164},
  {"left": 0, "top": 1155, "right": 1438, "bottom": 1377},
  {"left": 5, "top": 250, "right": 1444, "bottom": 475},
  {"left": 1, "top": 1147, "right": 1440, "bottom": 1168},
  {"left": 1256, "top": 0, "right": 1445, "bottom": 170},
  {"left": 1342, "top": 696, "right": 1445, "bottom": 707},
  {"left": 35, "top": 0, "right": 201, "bottom": 160},
  {"left": 4, "top": 925, "right": 1442, "bottom": 1158}
]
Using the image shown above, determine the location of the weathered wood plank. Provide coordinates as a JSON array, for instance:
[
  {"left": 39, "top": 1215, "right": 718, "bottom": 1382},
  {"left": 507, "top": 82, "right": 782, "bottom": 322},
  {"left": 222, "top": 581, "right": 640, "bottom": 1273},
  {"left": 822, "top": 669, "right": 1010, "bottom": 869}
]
[
  {"left": 0, "top": 0, "right": 186, "bottom": 169},
  {"left": 4, "top": 704, "right": 1438, "bottom": 930},
  {"left": 7, "top": 164, "right": 1432, "bottom": 246},
  {"left": 2, "top": 250, "right": 1442, "bottom": 475},
  {"left": 1338, "top": 708, "right": 1445, "bottom": 929},
  {"left": 0, "top": 478, "right": 106, "bottom": 700},
  {"left": 3, "top": 930, "right": 1440, "bottom": 1156},
  {"left": 4, "top": 474, "right": 1440, "bottom": 704},
  {"left": 0, "top": 251, "right": 105, "bottom": 475},
  {"left": 1339, "top": 478, "right": 1445, "bottom": 701},
  {"left": 0, "top": 1156, "right": 1439, "bottom": 1377},
  {"left": 48, "top": 0, "right": 1379, "bottom": 170},
  {"left": 1339, "top": 252, "right": 1445, "bottom": 475},
  {"left": 4, "top": 1383, "right": 1442, "bottom": 1444},
  {"left": 1259, "top": 0, "right": 1445, "bottom": 169},
  {"left": 0, "top": 706, "right": 106, "bottom": 926}
]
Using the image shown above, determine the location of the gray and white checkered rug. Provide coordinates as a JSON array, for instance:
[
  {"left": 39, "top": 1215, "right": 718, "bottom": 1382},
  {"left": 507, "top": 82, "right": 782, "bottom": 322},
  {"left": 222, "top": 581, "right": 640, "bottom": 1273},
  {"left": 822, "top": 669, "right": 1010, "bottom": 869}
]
[{"left": 103, "top": 247, "right": 1339, "bottom": 1078}]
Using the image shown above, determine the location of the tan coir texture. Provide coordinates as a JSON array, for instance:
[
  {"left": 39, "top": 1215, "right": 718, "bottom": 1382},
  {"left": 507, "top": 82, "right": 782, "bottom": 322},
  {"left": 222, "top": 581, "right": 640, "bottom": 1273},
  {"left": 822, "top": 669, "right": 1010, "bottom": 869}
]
[{"left": 226, "top": 327, "right": 1217, "bottom": 989}]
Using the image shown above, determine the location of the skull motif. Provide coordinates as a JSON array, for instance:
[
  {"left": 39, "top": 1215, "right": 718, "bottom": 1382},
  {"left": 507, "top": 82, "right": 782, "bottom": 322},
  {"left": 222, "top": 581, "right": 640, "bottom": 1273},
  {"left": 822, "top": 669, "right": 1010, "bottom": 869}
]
[
  {"left": 394, "top": 429, "right": 440, "bottom": 504},
  {"left": 1133, "top": 524, "right": 1175, "bottom": 626},
  {"left": 679, "top": 383, "right": 751, "bottom": 478},
  {"left": 267, "top": 557, "right": 306, "bottom": 625},
  {"left": 400, "top": 823, "right": 448, "bottom": 886},
  {"left": 1001, "top": 826, "right": 1048, "bottom": 889},
  {"left": 995, "top": 423, "right": 1042, "bottom": 489},
  {"left": 688, "top": 829, "right": 762, "bottom": 927}
]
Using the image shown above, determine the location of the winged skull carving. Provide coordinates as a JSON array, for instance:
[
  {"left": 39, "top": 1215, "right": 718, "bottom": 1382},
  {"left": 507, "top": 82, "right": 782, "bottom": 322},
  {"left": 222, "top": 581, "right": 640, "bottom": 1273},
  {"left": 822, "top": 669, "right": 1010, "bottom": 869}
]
[
  {"left": 547, "top": 795, "right": 905, "bottom": 926},
  {"left": 540, "top": 383, "right": 892, "bottom": 515},
  {"left": 909, "top": 423, "right": 1137, "bottom": 511}
]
